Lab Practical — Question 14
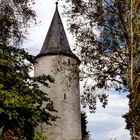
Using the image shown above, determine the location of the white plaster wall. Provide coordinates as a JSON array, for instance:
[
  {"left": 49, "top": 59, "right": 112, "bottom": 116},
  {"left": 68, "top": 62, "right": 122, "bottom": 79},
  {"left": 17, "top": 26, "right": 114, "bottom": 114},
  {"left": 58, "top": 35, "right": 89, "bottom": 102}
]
[{"left": 34, "top": 55, "right": 81, "bottom": 140}]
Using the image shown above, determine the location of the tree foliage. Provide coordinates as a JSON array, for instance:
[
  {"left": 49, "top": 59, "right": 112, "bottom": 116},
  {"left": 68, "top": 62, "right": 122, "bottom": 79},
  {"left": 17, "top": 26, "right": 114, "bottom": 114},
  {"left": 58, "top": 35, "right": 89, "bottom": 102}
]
[
  {"left": 81, "top": 112, "right": 90, "bottom": 140},
  {"left": 64, "top": 0, "right": 128, "bottom": 110},
  {"left": 0, "top": 45, "right": 56, "bottom": 140},
  {"left": 0, "top": 0, "right": 36, "bottom": 45},
  {"left": 63, "top": 0, "right": 140, "bottom": 138},
  {"left": 0, "top": 0, "right": 56, "bottom": 139}
]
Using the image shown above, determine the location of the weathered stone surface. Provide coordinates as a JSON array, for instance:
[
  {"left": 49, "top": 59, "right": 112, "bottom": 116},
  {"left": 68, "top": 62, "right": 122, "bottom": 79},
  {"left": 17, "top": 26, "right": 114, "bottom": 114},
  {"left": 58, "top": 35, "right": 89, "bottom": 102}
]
[{"left": 35, "top": 55, "right": 81, "bottom": 140}]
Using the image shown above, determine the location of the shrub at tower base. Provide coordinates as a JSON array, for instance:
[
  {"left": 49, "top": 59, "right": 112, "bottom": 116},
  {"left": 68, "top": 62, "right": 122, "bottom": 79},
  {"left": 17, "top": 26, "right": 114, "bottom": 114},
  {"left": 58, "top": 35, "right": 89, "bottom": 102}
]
[{"left": 81, "top": 112, "right": 90, "bottom": 140}]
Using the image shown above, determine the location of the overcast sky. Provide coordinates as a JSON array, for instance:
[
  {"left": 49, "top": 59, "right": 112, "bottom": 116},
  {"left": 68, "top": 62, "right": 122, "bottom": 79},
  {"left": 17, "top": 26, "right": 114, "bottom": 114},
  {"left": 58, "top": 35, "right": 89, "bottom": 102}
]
[{"left": 22, "top": 0, "right": 130, "bottom": 139}]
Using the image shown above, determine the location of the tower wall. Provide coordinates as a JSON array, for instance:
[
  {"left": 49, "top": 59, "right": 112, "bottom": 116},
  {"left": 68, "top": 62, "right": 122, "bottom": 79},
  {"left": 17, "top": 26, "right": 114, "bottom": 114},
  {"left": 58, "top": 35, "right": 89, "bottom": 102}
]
[{"left": 34, "top": 55, "right": 81, "bottom": 140}]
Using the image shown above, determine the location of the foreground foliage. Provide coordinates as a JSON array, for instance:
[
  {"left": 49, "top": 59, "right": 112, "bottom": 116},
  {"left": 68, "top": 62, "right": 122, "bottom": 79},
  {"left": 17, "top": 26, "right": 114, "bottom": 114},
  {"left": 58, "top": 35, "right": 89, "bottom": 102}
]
[
  {"left": 64, "top": 0, "right": 140, "bottom": 139},
  {"left": 0, "top": 0, "right": 56, "bottom": 139},
  {"left": 0, "top": 45, "right": 56, "bottom": 140}
]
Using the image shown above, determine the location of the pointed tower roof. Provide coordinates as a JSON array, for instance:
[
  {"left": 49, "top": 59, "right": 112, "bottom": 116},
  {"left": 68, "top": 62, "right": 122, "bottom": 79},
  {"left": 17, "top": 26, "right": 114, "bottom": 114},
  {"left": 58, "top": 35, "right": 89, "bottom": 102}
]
[{"left": 36, "top": 2, "right": 79, "bottom": 61}]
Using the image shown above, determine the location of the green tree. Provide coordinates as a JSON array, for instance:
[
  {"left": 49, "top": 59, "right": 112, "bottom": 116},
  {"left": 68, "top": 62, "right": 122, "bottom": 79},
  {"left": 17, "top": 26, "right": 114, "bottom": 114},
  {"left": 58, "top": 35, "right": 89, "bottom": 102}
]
[
  {"left": 0, "top": 0, "right": 56, "bottom": 139},
  {"left": 81, "top": 112, "right": 90, "bottom": 140},
  {"left": 63, "top": 0, "right": 140, "bottom": 139}
]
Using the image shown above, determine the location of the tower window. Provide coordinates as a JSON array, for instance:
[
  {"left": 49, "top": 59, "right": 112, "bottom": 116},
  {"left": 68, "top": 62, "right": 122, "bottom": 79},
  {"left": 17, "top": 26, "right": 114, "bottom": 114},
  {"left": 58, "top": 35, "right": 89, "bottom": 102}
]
[
  {"left": 68, "top": 59, "right": 70, "bottom": 65},
  {"left": 64, "top": 94, "right": 66, "bottom": 100}
]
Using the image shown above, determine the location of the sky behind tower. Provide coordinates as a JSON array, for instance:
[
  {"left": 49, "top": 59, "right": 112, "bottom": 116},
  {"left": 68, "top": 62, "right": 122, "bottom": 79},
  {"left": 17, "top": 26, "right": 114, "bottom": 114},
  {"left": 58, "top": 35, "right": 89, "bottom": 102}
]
[{"left": 22, "top": 0, "right": 130, "bottom": 139}]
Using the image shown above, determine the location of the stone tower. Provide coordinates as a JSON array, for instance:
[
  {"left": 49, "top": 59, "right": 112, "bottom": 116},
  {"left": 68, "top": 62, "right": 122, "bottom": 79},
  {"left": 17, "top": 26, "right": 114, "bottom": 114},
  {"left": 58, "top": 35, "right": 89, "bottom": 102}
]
[{"left": 34, "top": 3, "right": 81, "bottom": 140}]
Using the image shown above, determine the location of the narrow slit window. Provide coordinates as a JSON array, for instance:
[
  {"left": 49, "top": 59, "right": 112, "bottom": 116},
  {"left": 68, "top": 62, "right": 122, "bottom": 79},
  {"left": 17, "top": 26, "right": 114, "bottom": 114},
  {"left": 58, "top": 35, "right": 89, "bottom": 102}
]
[
  {"left": 64, "top": 94, "right": 66, "bottom": 100},
  {"left": 68, "top": 59, "right": 70, "bottom": 65}
]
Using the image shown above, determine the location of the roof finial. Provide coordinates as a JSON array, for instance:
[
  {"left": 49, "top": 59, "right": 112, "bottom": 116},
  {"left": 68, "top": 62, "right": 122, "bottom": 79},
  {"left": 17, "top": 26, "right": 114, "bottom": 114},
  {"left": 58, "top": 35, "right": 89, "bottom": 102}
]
[
  {"left": 55, "top": 1, "right": 58, "bottom": 6},
  {"left": 55, "top": 1, "right": 58, "bottom": 10}
]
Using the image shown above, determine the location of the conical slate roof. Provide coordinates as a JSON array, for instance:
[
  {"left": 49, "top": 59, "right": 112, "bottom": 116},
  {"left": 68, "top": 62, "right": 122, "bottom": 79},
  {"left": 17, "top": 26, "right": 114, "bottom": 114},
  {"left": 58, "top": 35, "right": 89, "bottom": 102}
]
[{"left": 36, "top": 3, "right": 79, "bottom": 61}]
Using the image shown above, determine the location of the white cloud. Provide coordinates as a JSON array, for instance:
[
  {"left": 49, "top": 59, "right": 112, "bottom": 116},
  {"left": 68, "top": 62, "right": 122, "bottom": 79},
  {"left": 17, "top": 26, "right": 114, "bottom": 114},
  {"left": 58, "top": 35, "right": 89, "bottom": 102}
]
[
  {"left": 85, "top": 93, "right": 130, "bottom": 140},
  {"left": 107, "top": 126, "right": 129, "bottom": 140}
]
